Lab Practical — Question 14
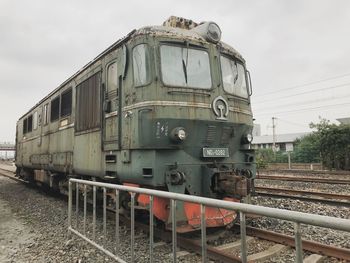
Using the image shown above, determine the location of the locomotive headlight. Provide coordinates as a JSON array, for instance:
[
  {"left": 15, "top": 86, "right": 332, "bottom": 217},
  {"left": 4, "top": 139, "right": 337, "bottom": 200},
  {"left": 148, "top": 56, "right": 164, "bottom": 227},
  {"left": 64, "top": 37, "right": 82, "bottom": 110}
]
[
  {"left": 191, "top": 21, "right": 222, "bottom": 43},
  {"left": 171, "top": 127, "right": 187, "bottom": 142},
  {"left": 178, "top": 129, "right": 186, "bottom": 140},
  {"left": 246, "top": 133, "right": 253, "bottom": 143},
  {"left": 242, "top": 133, "right": 253, "bottom": 144},
  {"left": 207, "top": 22, "right": 221, "bottom": 43}
]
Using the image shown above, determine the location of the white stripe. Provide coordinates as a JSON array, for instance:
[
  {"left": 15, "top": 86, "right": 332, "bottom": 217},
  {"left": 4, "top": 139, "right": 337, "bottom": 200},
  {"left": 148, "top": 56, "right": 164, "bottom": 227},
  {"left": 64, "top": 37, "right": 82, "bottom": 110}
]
[
  {"left": 105, "top": 111, "right": 118, "bottom": 118},
  {"left": 122, "top": 100, "right": 252, "bottom": 116}
]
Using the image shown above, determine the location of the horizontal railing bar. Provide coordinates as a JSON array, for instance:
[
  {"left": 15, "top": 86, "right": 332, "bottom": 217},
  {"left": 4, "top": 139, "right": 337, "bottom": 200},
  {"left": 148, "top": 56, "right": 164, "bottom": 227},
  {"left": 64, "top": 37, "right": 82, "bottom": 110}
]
[
  {"left": 69, "top": 178, "right": 350, "bottom": 232},
  {"left": 69, "top": 227, "right": 127, "bottom": 263}
]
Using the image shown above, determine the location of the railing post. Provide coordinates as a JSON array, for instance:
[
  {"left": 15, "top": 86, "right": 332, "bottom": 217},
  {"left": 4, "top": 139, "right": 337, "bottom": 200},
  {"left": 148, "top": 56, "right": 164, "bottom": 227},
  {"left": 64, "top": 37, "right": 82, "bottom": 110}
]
[
  {"left": 149, "top": 196, "right": 154, "bottom": 263},
  {"left": 201, "top": 204, "right": 207, "bottom": 263},
  {"left": 76, "top": 182, "right": 79, "bottom": 229},
  {"left": 131, "top": 192, "right": 135, "bottom": 263},
  {"left": 103, "top": 187, "right": 107, "bottom": 246},
  {"left": 93, "top": 185, "right": 96, "bottom": 240},
  {"left": 115, "top": 189, "right": 120, "bottom": 253},
  {"left": 68, "top": 180, "right": 72, "bottom": 237},
  {"left": 83, "top": 184, "right": 87, "bottom": 235},
  {"left": 294, "top": 222, "right": 303, "bottom": 263},
  {"left": 240, "top": 212, "right": 247, "bottom": 263},
  {"left": 171, "top": 199, "right": 177, "bottom": 263}
]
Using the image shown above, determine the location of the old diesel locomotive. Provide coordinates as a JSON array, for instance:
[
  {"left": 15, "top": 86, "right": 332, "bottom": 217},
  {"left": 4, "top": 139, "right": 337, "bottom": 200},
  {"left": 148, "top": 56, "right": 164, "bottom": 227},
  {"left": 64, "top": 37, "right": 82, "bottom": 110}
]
[{"left": 16, "top": 17, "right": 255, "bottom": 231}]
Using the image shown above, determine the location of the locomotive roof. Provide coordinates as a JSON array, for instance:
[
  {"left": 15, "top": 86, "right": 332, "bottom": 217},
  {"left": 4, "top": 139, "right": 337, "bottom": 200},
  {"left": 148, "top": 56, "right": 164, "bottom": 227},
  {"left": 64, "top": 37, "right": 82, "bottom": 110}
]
[
  {"left": 133, "top": 25, "right": 244, "bottom": 61},
  {"left": 19, "top": 24, "right": 244, "bottom": 120}
]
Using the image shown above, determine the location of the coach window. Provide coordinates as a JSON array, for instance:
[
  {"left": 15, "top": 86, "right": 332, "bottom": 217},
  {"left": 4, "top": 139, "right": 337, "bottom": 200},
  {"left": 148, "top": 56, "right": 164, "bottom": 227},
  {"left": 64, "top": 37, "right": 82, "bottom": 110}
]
[
  {"left": 27, "top": 115, "right": 33, "bottom": 132},
  {"left": 23, "top": 118, "right": 28, "bottom": 134},
  {"left": 61, "top": 88, "right": 72, "bottom": 117},
  {"left": 43, "top": 104, "right": 49, "bottom": 125},
  {"left": 51, "top": 96, "right": 60, "bottom": 122},
  {"left": 33, "top": 111, "right": 38, "bottom": 130},
  {"left": 133, "top": 44, "right": 150, "bottom": 87},
  {"left": 107, "top": 62, "right": 118, "bottom": 92}
]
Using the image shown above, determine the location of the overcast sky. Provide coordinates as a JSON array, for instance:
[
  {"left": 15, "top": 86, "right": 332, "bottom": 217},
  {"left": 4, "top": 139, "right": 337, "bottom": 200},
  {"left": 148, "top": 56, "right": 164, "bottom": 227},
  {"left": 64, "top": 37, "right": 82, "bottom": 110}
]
[{"left": 1, "top": 0, "right": 350, "bottom": 143}]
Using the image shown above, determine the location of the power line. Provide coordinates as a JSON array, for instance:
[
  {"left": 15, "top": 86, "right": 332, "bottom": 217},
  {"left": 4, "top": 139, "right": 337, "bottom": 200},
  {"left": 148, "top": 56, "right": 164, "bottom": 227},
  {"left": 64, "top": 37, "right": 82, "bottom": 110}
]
[
  {"left": 254, "top": 102, "right": 350, "bottom": 117},
  {"left": 254, "top": 72, "right": 350, "bottom": 98},
  {"left": 275, "top": 118, "right": 307, "bottom": 128},
  {"left": 253, "top": 93, "right": 350, "bottom": 111},
  {"left": 253, "top": 83, "right": 350, "bottom": 104}
]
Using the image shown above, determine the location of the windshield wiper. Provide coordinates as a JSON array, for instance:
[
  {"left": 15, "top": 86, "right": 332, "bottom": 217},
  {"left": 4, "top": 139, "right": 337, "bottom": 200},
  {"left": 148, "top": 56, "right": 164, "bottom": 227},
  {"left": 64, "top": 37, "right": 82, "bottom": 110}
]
[
  {"left": 233, "top": 61, "right": 239, "bottom": 84},
  {"left": 182, "top": 59, "right": 188, "bottom": 84}
]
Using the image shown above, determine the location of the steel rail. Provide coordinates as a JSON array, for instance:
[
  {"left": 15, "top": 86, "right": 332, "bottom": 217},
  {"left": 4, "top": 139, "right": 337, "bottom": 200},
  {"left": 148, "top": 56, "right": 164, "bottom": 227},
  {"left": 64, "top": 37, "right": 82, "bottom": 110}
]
[
  {"left": 256, "top": 191, "right": 350, "bottom": 207},
  {"left": 0, "top": 168, "right": 25, "bottom": 184},
  {"left": 255, "top": 186, "right": 350, "bottom": 202},
  {"left": 245, "top": 226, "right": 350, "bottom": 261},
  {"left": 256, "top": 175, "right": 350, "bottom": 184}
]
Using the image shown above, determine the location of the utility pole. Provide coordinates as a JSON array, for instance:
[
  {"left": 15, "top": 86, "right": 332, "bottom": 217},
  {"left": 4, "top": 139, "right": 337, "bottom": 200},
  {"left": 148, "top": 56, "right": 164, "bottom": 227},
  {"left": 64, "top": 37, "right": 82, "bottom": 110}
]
[{"left": 272, "top": 117, "right": 277, "bottom": 153}]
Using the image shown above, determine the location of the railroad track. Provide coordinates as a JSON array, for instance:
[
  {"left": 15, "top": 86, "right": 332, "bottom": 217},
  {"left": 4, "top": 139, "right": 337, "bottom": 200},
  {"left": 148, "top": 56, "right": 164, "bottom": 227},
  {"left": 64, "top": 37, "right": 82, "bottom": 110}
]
[
  {"left": 245, "top": 226, "right": 350, "bottom": 261},
  {"left": 256, "top": 175, "right": 350, "bottom": 184},
  {"left": 122, "top": 214, "right": 350, "bottom": 262},
  {"left": 255, "top": 186, "right": 350, "bottom": 206},
  {"left": 2, "top": 167, "right": 350, "bottom": 262},
  {"left": 0, "top": 167, "right": 24, "bottom": 183}
]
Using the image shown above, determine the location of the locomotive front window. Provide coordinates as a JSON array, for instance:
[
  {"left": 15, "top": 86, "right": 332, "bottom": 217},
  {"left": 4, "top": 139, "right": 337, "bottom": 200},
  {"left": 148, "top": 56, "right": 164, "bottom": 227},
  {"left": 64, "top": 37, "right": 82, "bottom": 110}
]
[
  {"left": 133, "top": 44, "right": 151, "bottom": 87},
  {"left": 160, "top": 45, "right": 212, "bottom": 89},
  {"left": 220, "top": 55, "right": 248, "bottom": 98}
]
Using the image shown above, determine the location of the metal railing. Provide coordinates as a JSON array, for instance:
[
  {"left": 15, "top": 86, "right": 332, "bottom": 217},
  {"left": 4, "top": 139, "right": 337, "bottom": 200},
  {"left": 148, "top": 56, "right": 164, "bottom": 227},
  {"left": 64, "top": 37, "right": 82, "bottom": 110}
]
[{"left": 68, "top": 178, "right": 350, "bottom": 263}]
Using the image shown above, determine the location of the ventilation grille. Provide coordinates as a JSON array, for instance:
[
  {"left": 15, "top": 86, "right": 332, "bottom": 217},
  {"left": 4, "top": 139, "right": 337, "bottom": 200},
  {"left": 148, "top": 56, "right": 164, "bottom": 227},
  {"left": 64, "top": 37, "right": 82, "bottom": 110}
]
[{"left": 204, "top": 125, "right": 216, "bottom": 144}]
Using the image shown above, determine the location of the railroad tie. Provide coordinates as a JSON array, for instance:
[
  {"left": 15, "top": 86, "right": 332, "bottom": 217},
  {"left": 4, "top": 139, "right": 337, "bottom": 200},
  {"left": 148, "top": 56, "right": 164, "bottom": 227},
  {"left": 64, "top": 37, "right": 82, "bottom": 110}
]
[
  {"left": 247, "top": 244, "right": 288, "bottom": 262},
  {"left": 216, "top": 236, "right": 254, "bottom": 252},
  {"left": 303, "top": 254, "right": 326, "bottom": 263}
]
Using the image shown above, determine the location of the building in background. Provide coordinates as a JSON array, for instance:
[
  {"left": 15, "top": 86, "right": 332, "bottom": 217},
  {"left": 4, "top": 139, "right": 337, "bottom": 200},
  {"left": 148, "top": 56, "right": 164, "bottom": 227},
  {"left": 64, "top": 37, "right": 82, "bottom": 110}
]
[
  {"left": 337, "top": 117, "right": 350, "bottom": 125},
  {"left": 0, "top": 142, "right": 15, "bottom": 160},
  {"left": 252, "top": 132, "right": 309, "bottom": 152},
  {"left": 252, "top": 124, "right": 261, "bottom": 137}
]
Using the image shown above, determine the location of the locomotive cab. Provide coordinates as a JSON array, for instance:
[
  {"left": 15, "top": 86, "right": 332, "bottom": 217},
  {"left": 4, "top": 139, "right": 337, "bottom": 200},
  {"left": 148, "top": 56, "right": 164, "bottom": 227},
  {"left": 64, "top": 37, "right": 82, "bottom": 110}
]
[{"left": 110, "top": 17, "right": 256, "bottom": 230}]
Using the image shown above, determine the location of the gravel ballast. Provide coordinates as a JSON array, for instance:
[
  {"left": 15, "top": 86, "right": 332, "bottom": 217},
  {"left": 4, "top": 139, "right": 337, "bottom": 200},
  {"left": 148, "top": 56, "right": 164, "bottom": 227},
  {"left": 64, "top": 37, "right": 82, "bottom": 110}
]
[
  {"left": 0, "top": 175, "right": 198, "bottom": 262},
  {"left": 1, "top": 170, "right": 349, "bottom": 263}
]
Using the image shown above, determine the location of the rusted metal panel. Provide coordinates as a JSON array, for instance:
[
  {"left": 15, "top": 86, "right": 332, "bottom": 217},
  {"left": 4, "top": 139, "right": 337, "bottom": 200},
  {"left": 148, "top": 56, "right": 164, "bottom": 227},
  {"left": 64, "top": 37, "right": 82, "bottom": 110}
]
[{"left": 162, "top": 16, "right": 198, "bottom": 29}]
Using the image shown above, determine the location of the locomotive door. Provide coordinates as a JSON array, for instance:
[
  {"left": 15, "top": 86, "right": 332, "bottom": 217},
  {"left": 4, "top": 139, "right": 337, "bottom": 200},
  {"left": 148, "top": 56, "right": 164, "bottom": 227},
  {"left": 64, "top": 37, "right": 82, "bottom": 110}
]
[{"left": 103, "top": 60, "right": 119, "bottom": 151}]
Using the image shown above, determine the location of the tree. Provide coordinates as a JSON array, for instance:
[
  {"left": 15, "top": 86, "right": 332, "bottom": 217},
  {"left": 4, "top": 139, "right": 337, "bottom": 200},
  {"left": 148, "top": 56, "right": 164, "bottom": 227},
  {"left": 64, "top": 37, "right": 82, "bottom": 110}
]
[
  {"left": 292, "top": 134, "right": 320, "bottom": 163},
  {"left": 310, "top": 118, "right": 350, "bottom": 170}
]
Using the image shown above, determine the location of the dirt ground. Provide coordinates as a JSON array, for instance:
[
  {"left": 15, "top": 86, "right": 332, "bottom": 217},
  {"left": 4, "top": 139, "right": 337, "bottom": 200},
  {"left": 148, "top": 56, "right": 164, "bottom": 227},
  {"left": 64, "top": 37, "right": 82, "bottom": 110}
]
[{"left": 0, "top": 177, "right": 35, "bottom": 263}]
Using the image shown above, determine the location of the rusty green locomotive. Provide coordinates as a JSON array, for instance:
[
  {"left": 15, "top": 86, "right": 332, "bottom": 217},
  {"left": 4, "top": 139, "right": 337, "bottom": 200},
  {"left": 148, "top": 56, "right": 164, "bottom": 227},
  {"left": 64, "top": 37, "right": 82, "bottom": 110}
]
[{"left": 15, "top": 16, "right": 255, "bottom": 231}]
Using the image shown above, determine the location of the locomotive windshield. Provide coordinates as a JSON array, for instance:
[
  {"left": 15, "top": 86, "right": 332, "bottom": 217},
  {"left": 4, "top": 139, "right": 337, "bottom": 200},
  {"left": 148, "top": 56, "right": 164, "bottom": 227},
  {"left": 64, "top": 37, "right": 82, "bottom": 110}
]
[
  {"left": 160, "top": 45, "right": 212, "bottom": 89},
  {"left": 220, "top": 55, "right": 248, "bottom": 98}
]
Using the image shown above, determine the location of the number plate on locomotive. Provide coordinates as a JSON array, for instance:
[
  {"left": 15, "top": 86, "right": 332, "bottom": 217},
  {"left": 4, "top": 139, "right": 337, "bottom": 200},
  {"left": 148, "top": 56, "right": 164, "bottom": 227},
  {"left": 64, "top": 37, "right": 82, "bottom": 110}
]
[{"left": 202, "top": 148, "right": 229, "bottom": 157}]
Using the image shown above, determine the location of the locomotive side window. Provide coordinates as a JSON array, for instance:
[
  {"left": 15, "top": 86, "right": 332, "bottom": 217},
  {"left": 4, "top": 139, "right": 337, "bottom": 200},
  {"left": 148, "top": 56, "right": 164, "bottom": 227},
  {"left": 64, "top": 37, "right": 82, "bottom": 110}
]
[
  {"left": 76, "top": 72, "right": 101, "bottom": 132},
  {"left": 160, "top": 45, "right": 212, "bottom": 89},
  {"left": 61, "top": 88, "right": 72, "bottom": 117},
  {"left": 50, "top": 96, "right": 60, "bottom": 122},
  {"left": 23, "top": 118, "right": 28, "bottom": 134},
  {"left": 43, "top": 104, "right": 49, "bottom": 125},
  {"left": 27, "top": 115, "right": 33, "bottom": 132},
  {"left": 133, "top": 44, "right": 150, "bottom": 87},
  {"left": 220, "top": 55, "right": 248, "bottom": 98},
  {"left": 107, "top": 62, "right": 118, "bottom": 92},
  {"left": 33, "top": 111, "right": 38, "bottom": 130}
]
